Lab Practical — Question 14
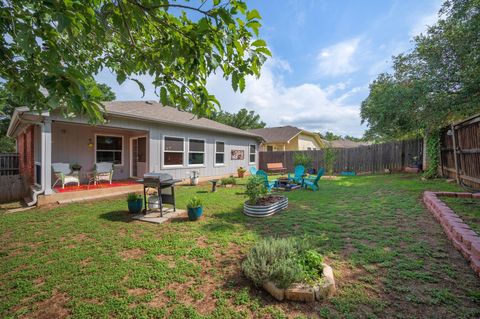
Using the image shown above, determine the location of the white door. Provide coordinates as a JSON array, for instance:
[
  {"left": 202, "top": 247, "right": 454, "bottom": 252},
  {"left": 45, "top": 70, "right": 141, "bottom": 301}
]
[{"left": 131, "top": 137, "right": 147, "bottom": 178}]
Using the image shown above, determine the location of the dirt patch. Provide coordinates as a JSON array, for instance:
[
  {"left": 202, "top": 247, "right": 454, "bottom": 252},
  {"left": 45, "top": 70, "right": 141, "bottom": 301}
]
[
  {"left": 79, "top": 257, "right": 92, "bottom": 266},
  {"left": 26, "top": 291, "right": 70, "bottom": 319},
  {"left": 33, "top": 277, "right": 45, "bottom": 287},
  {"left": 128, "top": 288, "right": 149, "bottom": 296},
  {"left": 250, "top": 195, "right": 285, "bottom": 206},
  {"left": 72, "top": 233, "right": 92, "bottom": 242},
  {"left": 155, "top": 254, "right": 176, "bottom": 267},
  {"left": 120, "top": 248, "right": 146, "bottom": 260}
]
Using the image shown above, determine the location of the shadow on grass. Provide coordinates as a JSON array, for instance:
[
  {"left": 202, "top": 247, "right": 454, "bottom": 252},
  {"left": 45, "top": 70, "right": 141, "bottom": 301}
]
[{"left": 99, "top": 210, "right": 135, "bottom": 223}]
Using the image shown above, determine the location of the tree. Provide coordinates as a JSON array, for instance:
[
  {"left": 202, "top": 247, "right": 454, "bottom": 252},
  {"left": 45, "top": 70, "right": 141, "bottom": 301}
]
[
  {"left": 0, "top": 1, "right": 270, "bottom": 122},
  {"left": 318, "top": 131, "right": 343, "bottom": 141},
  {"left": 208, "top": 108, "right": 266, "bottom": 129},
  {"left": 361, "top": 0, "right": 480, "bottom": 141},
  {"left": 0, "top": 81, "right": 116, "bottom": 152}
]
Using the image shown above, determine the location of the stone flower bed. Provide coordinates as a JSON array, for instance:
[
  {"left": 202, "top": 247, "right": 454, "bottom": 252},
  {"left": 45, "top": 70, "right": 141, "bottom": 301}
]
[
  {"left": 242, "top": 238, "right": 336, "bottom": 303},
  {"left": 262, "top": 263, "right": 336, "bottom": 302},
  {"left": 423, "top": 191, "right": 480, "bottom": 276}
]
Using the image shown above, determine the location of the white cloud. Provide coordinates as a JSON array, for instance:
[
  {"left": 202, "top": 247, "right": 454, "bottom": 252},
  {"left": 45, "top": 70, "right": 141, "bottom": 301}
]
[
  {"left": 207, "top": 58, "right": 366, "bottom": 137},
  {"left": 316, "top": 37, "right": 361, "bottom": 76},
  {"left": 410, "top": 12, "right": 438, "bottom": 37}
]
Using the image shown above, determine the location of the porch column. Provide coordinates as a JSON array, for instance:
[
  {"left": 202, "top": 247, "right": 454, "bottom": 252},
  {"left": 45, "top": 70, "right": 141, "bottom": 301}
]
[{"left": 42, "top": 119, "right": 53, "bottom": 195}]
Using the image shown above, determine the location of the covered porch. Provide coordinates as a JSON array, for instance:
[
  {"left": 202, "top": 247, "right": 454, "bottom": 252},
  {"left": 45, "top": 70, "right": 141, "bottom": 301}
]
[{"left": 32, "top": 120, "right": 149, "bottom": 204}]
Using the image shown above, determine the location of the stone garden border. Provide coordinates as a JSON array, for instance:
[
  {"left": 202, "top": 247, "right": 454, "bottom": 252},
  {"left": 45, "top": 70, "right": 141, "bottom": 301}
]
[
  {"left": 423, "top": 191, "right": 480, "bottom": 276},
  {"left": 261, "top": 263, "right": 336, "bottom": 302},
  {"left": 243, "top": 196, "right": 288, "bottom": 217}
]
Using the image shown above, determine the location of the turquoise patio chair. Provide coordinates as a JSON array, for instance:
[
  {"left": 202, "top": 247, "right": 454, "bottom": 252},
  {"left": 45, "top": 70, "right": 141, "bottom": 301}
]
[
  {"left": 303, "top": 168, "right": 324, "bottom": 191},
  {"left": 249, "top": 166, "right": 258, "bottom": 176},
  {"left": 256, "top": 170, "right": 277, "bottom": 192},
  {"left": 288, "top": 165, "right": 305, "bottom": 184}
]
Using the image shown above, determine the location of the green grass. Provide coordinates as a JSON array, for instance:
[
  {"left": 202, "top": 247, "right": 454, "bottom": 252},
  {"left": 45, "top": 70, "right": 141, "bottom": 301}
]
[
  {"left": 1, "top": 174, "right": 480, "bottom": 318},
  {"left": 441, "top": 197, "right": 480, "bottom": 234}
]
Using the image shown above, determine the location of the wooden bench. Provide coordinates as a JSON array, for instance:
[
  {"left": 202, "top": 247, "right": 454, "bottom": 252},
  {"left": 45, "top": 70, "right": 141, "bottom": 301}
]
[{"left": 266, "top": 162, "right": 287, "bottom": 174}]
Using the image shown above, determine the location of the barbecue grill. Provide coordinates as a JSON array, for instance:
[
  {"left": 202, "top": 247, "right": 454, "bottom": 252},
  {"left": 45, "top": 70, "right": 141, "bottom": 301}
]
[{"left": 140, "top": 172, "right": 181, "bottom": 216}]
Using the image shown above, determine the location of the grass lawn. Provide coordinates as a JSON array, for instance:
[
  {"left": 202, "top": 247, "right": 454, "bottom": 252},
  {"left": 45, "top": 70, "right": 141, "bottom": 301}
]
[
  {"left": 1, "top": 174, "right": 480, "bottom": 319},
  {"left": 441, "top": 197, "right": 480, "bottom": 235}
]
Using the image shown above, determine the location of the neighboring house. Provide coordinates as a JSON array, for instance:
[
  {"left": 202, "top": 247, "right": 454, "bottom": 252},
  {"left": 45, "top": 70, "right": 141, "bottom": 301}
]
[
  {"left": 328, "top": 139, "right": 371, "bottom": 148},
  {"left": 7, "top": 101, "right": 262, "bottom": 197},
  {"left": 248, "top": 126, "right": 324, "bottom": 151}
]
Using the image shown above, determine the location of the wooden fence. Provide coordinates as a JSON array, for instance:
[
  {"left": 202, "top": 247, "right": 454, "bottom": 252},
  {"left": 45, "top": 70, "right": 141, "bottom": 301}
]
[
  {"left": 0, "top": 153, "right": 19, "bottom": 176},
  {"left": 259, "top": 139, "right": 423, "bottom": 174},
  {"left": 0, "top": 153, "right": 28, "bottom": 203},
  {"left": 440, "top": 114, "right": 480, "bottom": 190}
]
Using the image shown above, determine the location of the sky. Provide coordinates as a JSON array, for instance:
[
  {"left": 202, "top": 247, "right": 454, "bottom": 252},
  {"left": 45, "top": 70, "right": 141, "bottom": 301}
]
[{"left": 95, "top": 0, "right": 443, "bottom": 138}]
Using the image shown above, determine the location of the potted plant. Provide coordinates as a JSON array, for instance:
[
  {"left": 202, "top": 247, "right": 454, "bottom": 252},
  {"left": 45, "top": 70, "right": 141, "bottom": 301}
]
[
  {"left": 127, "top": 193, "right": 143, "bottom": 214},
  {"left": 189, "top": 170, "right": 200, "bottom": 186},
  {"left": 71, "top": 163, "right": 82, "bottom": 173},
  {"left": 237, "top": 167, "right": 246, "bottom": 178},
  {"left": 187, "top": 196, "right": 203, "bottom": 221}
]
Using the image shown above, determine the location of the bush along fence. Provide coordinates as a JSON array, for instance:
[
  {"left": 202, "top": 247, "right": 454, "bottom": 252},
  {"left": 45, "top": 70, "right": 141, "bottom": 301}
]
[
  {"left": 0, "top": 153, "right": 28, "bottom": 204},
  {"left": 440, "top": 113, "right": 480, "bottom": 191},
  {"left": 259, "top": 138, "right": 423, "bottom": 175}
]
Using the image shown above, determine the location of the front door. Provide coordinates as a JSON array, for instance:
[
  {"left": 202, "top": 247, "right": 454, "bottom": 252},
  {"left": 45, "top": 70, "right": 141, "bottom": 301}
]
[{"left": 131, "top": 137, "right": 147, "bottom": 178}]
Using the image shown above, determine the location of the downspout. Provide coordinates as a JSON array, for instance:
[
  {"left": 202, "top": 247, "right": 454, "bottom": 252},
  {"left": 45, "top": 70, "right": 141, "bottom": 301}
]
[{"left": 16, "top": 112, "right": 45, "bottom": 206}]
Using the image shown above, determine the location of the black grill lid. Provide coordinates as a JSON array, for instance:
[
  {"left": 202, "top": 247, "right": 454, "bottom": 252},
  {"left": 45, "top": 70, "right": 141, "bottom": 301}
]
[{"left": 143, "top": 172, "right": 173, "bottom": 181}]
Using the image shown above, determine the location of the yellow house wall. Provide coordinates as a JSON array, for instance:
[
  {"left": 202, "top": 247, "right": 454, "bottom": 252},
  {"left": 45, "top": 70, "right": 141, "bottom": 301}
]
[{"left": 297, "top": 134, "right": 321, "bottom": 150}]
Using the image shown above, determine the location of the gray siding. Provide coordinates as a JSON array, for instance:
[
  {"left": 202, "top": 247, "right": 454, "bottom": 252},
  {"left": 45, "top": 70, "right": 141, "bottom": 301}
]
[{"left": 47, "top": 113, "right": 259, "bottom": 181}]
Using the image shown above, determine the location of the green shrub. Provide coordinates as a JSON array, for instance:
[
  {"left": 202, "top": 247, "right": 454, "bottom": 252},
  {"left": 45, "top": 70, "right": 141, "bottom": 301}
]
[
  {"left": 126, "top": 193, "right": 142, "bottom": 202},
  {"left": 324, "top": 147, "right": 337, "bottom": 175},
  {"left": 242, "top": 237, "right": 323, "bottom": 289},
  {"left": 245, "top": 175, "right": 267, "bottom": 204},
  {"left": 221, "top": 176, "right": 237, "bottom": 185},
  {"left": 293, "top": 152, "right": 313, "bottom": 169},
  {"left": 187, "top": 196, "right": 203, "bottom": 209}
]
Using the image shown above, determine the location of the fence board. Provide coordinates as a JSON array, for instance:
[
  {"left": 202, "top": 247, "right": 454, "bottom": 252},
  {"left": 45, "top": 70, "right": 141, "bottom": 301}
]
[
  {"left": 440, "top": 114, "right": 480, "bottom": 190},
  {"left": 259, "top": 138, "right": 423, "bottom": 175}
]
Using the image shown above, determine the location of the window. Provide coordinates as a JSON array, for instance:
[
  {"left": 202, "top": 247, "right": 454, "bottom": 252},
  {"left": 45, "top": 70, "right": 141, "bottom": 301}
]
[
  {"left": 215, "top": 141, "right": 225, "bottom": 165},
  {"left": 188, "top": 138, "right": 205, "bottom": 166},
  {"left": 267, "top": 145, "right": 273, "bottom": 152},
  {"left": 96, "top": 135, "right": 123, "bottom": 165},
  {"left": 249, "top": 144, "right": 256, "bottom": 163},
  {"left": 164, "top": 136, "right": 184, "bottom": 166}
]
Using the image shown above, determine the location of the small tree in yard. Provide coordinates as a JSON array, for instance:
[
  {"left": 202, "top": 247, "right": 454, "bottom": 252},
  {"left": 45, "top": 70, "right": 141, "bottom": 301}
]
[
  {"left": 324, "top": 148, "right": 337, "bottom": 175},
  {"left": 245, "top": 175, "right": 267, "bottom": 205}
]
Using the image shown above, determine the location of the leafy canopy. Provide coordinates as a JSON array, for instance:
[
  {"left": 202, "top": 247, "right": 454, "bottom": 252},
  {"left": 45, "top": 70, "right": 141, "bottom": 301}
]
[
  {"left": 0, "top": 0, "right": 270, "bottom": 122},
  {"left": 361, "top": 0, "right": 480, "bottom": 141},
  {"left": 207, "top": 107, "right": 265, "bottom": 129}
]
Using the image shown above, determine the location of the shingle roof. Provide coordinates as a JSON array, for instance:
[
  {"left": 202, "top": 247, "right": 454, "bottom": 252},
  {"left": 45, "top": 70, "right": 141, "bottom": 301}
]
[
  {"left": 247, "top": 126, "right": 302, "bottom": 143},
  {"left": 102, "top": 101, "right": 261, "bottom": 139}
]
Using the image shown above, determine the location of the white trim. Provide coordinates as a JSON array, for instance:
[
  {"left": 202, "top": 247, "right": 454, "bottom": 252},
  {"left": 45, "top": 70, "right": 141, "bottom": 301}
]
[
  {"left": 94, "top": 133, "right": 124, "bottom": 166},
  {"left": 162, "top": 135, "right": 185, "bottom": 168},
  {"left": 249, "top": 144, "right": 257, "bottom": 164},
  {"left": 129, "top": 135, "right": 148, "bottom": 178},
  {"left": 214, "top": 140, "right": 225, "bottom": 166},
  {"left": 187, "top": 138, "right": 206, "bottom": 167}
]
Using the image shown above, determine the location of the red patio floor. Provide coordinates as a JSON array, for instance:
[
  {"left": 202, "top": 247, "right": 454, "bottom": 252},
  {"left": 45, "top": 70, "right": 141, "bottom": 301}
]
[{"left": 53, "top": 180, "right": 140, "bottom": 193}]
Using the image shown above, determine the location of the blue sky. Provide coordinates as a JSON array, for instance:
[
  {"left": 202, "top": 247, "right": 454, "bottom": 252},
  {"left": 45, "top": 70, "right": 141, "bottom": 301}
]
[{"left": 96, "top": 0, "right": 442, "bottom": 137}]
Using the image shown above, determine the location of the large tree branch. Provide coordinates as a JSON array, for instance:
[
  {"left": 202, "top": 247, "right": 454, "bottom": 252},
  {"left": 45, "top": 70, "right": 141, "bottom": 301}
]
[{"left": 127, "top": 0, "right": 214, "bottom": 17}]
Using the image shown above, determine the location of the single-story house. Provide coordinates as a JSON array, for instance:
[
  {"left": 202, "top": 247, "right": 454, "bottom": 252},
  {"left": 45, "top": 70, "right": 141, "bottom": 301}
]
[
  {"left": 248, "top": 126, "right": 325, "bottom": 151},
  {"left": 7, "top": 101, "right": 262, "bottom": 200}
]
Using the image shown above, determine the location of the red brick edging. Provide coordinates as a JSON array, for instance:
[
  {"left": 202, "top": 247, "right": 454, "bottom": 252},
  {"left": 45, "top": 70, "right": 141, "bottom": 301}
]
[{"left": 423, "top": 191, "right": 480, "bottom": 276}]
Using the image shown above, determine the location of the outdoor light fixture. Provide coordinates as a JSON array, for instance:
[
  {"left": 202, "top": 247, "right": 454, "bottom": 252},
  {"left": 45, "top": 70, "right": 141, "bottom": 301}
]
[
  {"left": 447, "top": 129, "right": 453, "bottom": 136},
  {"left": 87, "top": 138, "right": 93, "bottom": 148}
]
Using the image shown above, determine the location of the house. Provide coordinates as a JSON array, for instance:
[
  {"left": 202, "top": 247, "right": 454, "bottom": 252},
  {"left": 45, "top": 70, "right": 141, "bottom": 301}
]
[
  {"left": 248, "top": 126, "right": 324, "bottom": 151},
  {"left": 6, "top": 101, "right": 262, "bottom": 201}
]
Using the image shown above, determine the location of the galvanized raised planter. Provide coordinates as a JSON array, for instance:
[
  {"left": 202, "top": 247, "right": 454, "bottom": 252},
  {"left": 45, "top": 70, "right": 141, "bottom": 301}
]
[{"left": 243, "top": 196, "right": 288, "bottom": 217}]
